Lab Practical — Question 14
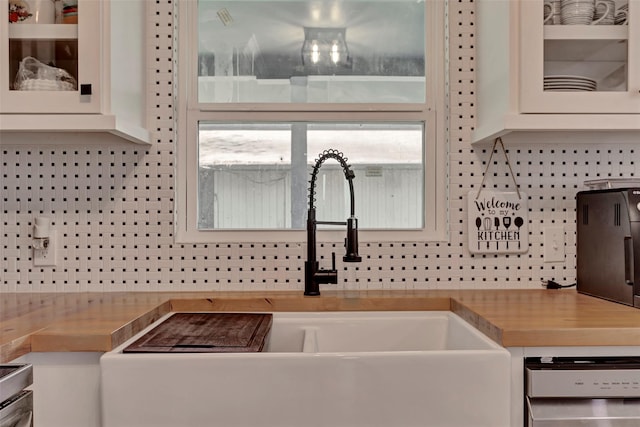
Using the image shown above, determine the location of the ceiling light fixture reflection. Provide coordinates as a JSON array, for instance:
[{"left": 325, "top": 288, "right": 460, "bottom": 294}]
[
  {"left": 301, "top": 27, "right": 351, "bottom": 69},
  {"left": 330, "top": 42, "right": 340, "bottom": 64},
  {"left": 311, "top": 42, "right": 320, "bottom": 64}
]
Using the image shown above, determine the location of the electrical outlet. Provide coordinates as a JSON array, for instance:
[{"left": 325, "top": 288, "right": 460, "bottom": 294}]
[
  {"left": 34, "top": 230, "right": 57, "bottom": 267},
  {"left": 543, "top": 226, "right": 564, "bottom": 263}
]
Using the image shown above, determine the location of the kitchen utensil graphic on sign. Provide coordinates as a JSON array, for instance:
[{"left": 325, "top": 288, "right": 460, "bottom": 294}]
[{"left": 467, "top": 138, "right": 528, "bottom": 254}]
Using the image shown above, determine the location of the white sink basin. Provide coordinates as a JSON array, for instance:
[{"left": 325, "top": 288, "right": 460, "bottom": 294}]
[
  {"left": 271, "top": 311, "right": 500, "bottom": 353},
  {"left": 101, "top": 311, "right": 510, "bottom": 427}
]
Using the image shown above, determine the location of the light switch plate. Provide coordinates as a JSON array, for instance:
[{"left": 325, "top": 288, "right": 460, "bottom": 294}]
[{"left": 543, "top": 226, "right": 564, "bottom": 263}]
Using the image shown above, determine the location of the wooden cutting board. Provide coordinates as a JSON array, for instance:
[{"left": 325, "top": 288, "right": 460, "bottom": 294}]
[{"left": 122, "top": 313, "right": 272, "bottom": 353}]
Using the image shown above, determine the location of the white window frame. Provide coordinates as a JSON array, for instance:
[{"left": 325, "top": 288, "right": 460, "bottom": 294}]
[{"left": 175, "top": 0, "right": 448, "bottom": 244}]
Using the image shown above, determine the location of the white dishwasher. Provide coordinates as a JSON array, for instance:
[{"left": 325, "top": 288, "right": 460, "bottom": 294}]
[{"left": 525, "top": 357, "right": 640, "bottom": 426}]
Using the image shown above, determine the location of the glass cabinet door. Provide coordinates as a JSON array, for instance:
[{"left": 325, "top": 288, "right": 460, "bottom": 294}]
[
  {"left": 519, "top": 0, "right": 639, "bottom": 113},
  {"left": 1, "top": 0, "right": 101, "bottom": 113}
]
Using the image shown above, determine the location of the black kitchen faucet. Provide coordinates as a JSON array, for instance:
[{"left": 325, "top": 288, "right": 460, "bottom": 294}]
[{"left": 304, "top": 149, "right": 362, "bottom": 296}]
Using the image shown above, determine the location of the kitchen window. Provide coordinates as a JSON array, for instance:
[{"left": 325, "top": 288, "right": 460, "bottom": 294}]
[{"left": 176, "top": 0, "right": 447, "bottom": 243}]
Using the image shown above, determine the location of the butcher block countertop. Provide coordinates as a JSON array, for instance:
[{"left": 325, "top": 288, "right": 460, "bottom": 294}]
[{"left": 2, "top": 289, "right": 640, "bottom": 362}]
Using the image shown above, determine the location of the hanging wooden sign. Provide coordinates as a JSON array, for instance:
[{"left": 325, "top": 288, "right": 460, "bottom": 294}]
[{"left": 467, "top": 190, "right": 528, "bottom": 254}]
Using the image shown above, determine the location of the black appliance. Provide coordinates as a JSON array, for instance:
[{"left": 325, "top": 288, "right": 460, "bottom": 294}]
[{"left": 577, "top": 188, "right": 640, "bottom": 307}]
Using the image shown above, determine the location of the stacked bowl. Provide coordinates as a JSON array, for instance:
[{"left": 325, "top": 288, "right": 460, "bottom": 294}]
[{"left": 561, "top": 0, "right": 596, "bottom": 24}]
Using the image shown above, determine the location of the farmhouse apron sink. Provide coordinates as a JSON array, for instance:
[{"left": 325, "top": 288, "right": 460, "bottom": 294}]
[{"left": 100, "top": 311, "right": 510, "bottom": 427}]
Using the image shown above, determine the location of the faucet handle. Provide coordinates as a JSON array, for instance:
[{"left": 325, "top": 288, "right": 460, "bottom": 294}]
[{"left": 314, "top": 253, "right": 338, "bottom": 285}]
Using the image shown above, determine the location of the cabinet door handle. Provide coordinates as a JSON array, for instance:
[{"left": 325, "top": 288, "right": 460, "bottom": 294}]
[{"left": 80, "top": 84, "right": 92, "bottom": 95}]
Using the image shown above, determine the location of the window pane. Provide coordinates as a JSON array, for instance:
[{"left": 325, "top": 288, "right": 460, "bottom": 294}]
[
  {"left": 198, "top": 122, "right": 424, "bottom": 229},
  {"left": 197, "top": 0, "right": 426, "bottom": 103}
]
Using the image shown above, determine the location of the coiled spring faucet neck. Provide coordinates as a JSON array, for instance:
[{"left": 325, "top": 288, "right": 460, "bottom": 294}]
[
  {"left": 305, "top": 149, "right": 361, "bottom": 296},
  {"left": 308, "top": 149, "right": 356, "bottom": 216}
]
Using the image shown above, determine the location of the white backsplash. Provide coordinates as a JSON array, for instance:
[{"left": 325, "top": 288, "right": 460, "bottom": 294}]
[{"left": 1, "top": 0, "right": 638, "bottom": 292}]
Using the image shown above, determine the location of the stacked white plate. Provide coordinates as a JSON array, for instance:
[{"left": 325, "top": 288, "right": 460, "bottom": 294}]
[
  {"left": 561, "top": 0, "right": 596, "bottom": 24},
  {"left": 544, "top": 75, "right": 597, "bottom": 92}
]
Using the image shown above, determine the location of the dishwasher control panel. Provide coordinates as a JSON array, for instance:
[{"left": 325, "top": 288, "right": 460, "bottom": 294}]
[{"left": 526, "top": 357, "right": 640, "bottom": 398}]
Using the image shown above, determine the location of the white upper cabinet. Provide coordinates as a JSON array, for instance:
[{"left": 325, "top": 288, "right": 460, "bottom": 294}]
[
  {"left": 473, "top": 0, "right": 640, "bottom": 144},
  {"left": 0, "top": 0, "right": 149, "bottom": 144}
]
